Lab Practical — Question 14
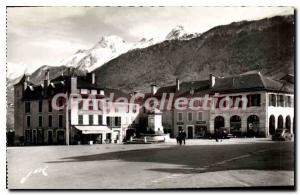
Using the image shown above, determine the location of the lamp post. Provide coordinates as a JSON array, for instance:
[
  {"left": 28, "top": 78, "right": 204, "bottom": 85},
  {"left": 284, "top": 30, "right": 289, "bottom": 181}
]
[{"left": 65, "top": 91, "right": 70, "bottom": 146}]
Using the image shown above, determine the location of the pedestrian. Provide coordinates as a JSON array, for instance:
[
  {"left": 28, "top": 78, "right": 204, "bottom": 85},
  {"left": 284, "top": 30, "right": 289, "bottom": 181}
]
[
  {"left": 215, "top": 129, "right": 219, "bottom": 142},
  {"left": 178, "top": 130, "right": 183, "bottom": 145},
  {"left": 181, "top": 130, "right": 186, "bottom": 145}
]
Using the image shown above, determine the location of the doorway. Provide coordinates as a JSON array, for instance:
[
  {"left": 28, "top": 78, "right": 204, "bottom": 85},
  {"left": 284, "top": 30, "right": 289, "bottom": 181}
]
[
  {"left": 187, "top": 126, "right": 194, "bottom": 139},
  {"left": 32, "top": 130, "right": 37, "bottom": 144},
  {"left": 48, "top": 131, "right": 53, "bottom": 145},
  {"left": 214, "top": 116, "right": 225, "bottom": 130},
  {"left": 269, "top": 115, "right": 275, "bottom": 135},
  {"left": 57, "top": 131, "right": 65, "bottom": 145}
]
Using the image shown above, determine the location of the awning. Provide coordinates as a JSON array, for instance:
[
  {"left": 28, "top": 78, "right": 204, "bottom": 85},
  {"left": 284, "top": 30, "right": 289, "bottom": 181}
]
[{"left": 74, "top": 125, "right": 112, "bottom": 134}]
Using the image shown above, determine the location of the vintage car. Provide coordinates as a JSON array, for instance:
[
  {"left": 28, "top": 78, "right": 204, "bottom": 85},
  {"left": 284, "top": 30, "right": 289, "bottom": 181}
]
[
  {"left": 271, "top": 128, "right": 293, "bottom": 141},
  {"left": 217, "top": 127, "right": 233, "bottom": 139}
]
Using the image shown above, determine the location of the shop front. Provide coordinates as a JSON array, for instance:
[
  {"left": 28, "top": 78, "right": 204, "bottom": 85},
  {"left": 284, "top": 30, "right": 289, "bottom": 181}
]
[{"left": 74, "top": 125, "right": 112, "bottom": 144}]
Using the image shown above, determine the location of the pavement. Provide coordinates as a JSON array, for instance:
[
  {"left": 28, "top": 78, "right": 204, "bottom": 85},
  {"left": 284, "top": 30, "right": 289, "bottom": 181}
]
[{"left": 7, "top": 138, "right": 294, "bottom": 189}]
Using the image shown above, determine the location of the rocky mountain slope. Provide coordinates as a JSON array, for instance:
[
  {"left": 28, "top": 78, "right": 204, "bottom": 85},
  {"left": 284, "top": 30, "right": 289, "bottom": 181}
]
[{"left": 93, "top": 15, "right": 294, "bottom": 92}]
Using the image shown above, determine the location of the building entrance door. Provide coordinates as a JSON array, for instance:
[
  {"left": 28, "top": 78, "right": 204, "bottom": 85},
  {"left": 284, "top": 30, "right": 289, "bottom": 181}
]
[
  {"left": 48, "top": 131, "right": 53, "bottom": 145},
  {"left": 32, "top": 130, "right": 37, "bottom": 144},
  {"left": 57, "top": 131, "right": 65, "bottom": 145},
  {"left": 187, "top": 126, "right": 193, "bottom": 139}
]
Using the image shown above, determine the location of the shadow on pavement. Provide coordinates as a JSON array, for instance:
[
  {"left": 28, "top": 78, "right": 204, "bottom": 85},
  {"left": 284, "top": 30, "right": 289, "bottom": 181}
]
[{"left": 45, "top": 143, "right": 294, "bottom": 174}]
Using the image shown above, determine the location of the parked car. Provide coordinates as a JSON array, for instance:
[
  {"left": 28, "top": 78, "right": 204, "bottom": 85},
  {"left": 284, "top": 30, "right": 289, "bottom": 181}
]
[
  {"left": 218, "top": 127, "right": 233, "bottom": 139},
  {"left": 272, "top": 128, "right": 293, "bottom": 141}
]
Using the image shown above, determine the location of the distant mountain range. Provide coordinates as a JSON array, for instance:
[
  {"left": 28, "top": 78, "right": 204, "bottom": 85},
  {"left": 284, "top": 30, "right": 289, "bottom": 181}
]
[
  {"left": 6, "top": 15, "right": 294, "bottom": 130},
  {"left": 93, "top": 15, "right": 294, "bottom": 92}
]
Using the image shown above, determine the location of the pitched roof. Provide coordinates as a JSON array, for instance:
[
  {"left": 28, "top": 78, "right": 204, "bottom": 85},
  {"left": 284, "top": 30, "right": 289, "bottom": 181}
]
[
  {"left": 280, "top": 74, "right": 294, "bottom": 84},
  {"left": 77, "top": 78, "right": 101, "bottom": 90},
  {"left": 103, "top": 88, "right": 132, "bottom": 101},
  {"left": 212, "top": 73, "right": 294, "bottom": 94},
  {"left": 177, "top": 80, "right": 210, "bottom": 96},
  {"left": 155, "top": 85, "right": 177, "bottom": 95}
]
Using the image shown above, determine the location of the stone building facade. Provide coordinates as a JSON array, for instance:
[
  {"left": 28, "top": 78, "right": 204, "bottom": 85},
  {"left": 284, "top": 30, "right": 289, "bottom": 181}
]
[
  {"left": 146, "top": 73, "right": 294, "bottom": 138},
  {"left": 13, "top": 71, "right": 140, "bottom": 145}
]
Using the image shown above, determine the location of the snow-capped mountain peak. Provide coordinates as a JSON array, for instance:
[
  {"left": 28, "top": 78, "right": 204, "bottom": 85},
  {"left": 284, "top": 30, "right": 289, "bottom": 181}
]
[
  {"left": 165, "top": 25, "right": 186, "bottom": 40},
  {"left": 166, "top": 25, "right": 201, "bottom": 40},
  {"left": 60, "top": 26, "right": 201, "bottom": 72}
]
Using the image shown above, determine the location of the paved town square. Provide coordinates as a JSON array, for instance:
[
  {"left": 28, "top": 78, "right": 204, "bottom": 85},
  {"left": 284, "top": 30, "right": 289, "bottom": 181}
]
[{"left": 7, "top": 139, "right": 294, "bottom": 189}]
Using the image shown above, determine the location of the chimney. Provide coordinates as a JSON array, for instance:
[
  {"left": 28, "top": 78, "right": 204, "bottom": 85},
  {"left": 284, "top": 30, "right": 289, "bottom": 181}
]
[
  {"left": 24, "top": 75, "right": 30, "bottom": 90},
  {"left": 92, "top": 72, "right": 95, "bottom": 84},
  {"left": 44, "top": 69, "right": 50, "bottom": 87},
  {"left": 151, "top": 84, "right": 158, "bottom": 95},
  {"left": 176, "top": 78, "right": 180, "bottom": 91},
  {"left": 209, "top": 74, "right": 215, "bottom": 88}
]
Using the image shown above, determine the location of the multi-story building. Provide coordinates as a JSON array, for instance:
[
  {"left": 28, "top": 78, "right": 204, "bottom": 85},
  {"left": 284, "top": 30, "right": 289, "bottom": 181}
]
[
  {"left": 209, "top": 72, "right": 294, "bottom": 137},
  {"left": 145, "top": 72, "right": 294, "bottom": 139},
  {"left": 13, "top": 71, "right": 140, "bottom": 145}
]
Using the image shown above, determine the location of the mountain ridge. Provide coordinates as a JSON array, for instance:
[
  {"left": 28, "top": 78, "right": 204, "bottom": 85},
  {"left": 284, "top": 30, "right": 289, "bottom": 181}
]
[{"left": 92, "top": 15, "right": 294, "bottom": 93}]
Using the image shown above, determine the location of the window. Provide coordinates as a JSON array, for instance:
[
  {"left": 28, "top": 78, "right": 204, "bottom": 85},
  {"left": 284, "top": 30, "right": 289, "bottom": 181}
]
[
  {"left": 216, "top": 97, "right": 226, "bottom": 108},
  {"left": 78, "top": 100, "right": 83, "bottom": 110},
  {"left": 38, "top": 116, "right": 43, "bottom": 127},
  {"left": 230, "top": 95, "right": 243, "bottom": 108},
  {"left": 177, "top": 112, "right": 183, "bottom": 122},
  {"left": 88, "top": 100, "right": 94, "bottom": 110},
  {"left": 38, "top": 100, "right": 43, "bottom": 112},
  {"left": 286, "top": 96, "right": 292, "bottom": 107},
  {"left": 25, "top": 102, "right": 31, "bottom": 113},
  {"left": 107, "top": 117, "right": 112, "bottom": 127},
  {"left": 89, "top": 115, "right": 93, "bottom": 125},
  {"left": 193, "top": 99, "right": 203, "bottom": 108},
  {"left": 48, "top": 100, "right": 52, "bottom": 112},
  {"left": 98, "top": 115, "right": 103, "bottom": 125},
  {"left": 26, "top": 116, "right": 31, "bottom": 127},
  {"left": 197, "top": 111, "right": 203, "bottom": 121},
  {"left": 106, "top": 117, "right": 121, "bottom": 127},
  {"left": 187, "top": 112, "right": 193, "bottom": 121},
  {"left": 78, "top": 115, "right": 83, "bottom": 125},
  {"left": 269, "top": 94, "right": 276, "bottom": 106},
  {"left": 247, "top": 94, "right": 261, "bottom": 107},
  {"left": 25, "top": 130, "right": 32, "bottom": 142},
  {"left": 277, "top": 95, "right": 285, "bottom": 107},
  {"left": 48, "top": 115, "right": 52, "bottom": 127},
  {"left": 59, "top": 115, "right": 63, "bottom": 127},
  {"left": 114, "top": 117, "right": 121, "bottom": 127}
]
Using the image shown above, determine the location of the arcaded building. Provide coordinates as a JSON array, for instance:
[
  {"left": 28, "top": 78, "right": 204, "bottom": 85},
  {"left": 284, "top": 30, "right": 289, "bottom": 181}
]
[
  {"left": 145, "top": 72, "right": 294, "bottom": 138},
  {"left": 209, "top": 73, "right": 294, "bottom": 137}
]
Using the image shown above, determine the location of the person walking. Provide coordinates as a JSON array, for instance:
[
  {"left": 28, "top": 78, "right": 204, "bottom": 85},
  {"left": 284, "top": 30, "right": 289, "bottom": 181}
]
[
  {"left": 176, "top": 133, "right": 180, "bottom": 144},
  {"left": 181, "top": 130, "right": 186, "bottom": 145},
  {"left": 215, "top": 129, "right": 219, "bottom": 142},
  {"left": 178, "top": 130, "right": 183, "bottom": 145}
]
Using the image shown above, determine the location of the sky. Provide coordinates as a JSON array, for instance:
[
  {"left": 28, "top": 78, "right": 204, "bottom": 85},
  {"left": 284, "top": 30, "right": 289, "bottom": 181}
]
[{"left": 7, "top": 6, "right": 294, "bottom": 78}]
